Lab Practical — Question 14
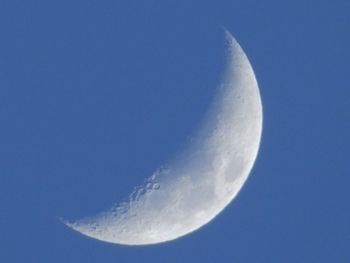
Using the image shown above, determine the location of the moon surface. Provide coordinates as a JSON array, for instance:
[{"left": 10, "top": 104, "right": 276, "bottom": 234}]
[{"left": 64, "top": 31, "right": 263, "bottom": 245}]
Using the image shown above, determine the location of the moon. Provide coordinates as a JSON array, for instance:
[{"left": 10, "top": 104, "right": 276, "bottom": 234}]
[{"left": 64, "top": 30, "right": 263, "bottom": 245}]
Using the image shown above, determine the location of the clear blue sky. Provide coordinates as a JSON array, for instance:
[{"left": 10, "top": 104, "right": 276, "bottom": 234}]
[{"left": 1, "top": 0, "right": 349, "bottom": 262}]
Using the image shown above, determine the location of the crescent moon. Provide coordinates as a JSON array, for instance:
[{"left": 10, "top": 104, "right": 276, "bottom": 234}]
[{"left": 64, "top": 30, "right": 263, "bottom": 245}]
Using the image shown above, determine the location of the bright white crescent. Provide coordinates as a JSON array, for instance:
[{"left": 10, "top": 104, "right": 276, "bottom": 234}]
[{"left": 65, "top": 31, "right": 263, "bottom": 245}]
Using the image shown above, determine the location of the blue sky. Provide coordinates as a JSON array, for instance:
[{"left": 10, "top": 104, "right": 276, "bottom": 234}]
[{"left": 1, "top": 0, "right": 349, "bottom": 262}]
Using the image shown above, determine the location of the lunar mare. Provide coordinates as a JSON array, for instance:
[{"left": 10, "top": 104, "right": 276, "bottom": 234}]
[{"left": 64, "top": 31, "right": 263, "bottom": 245}]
